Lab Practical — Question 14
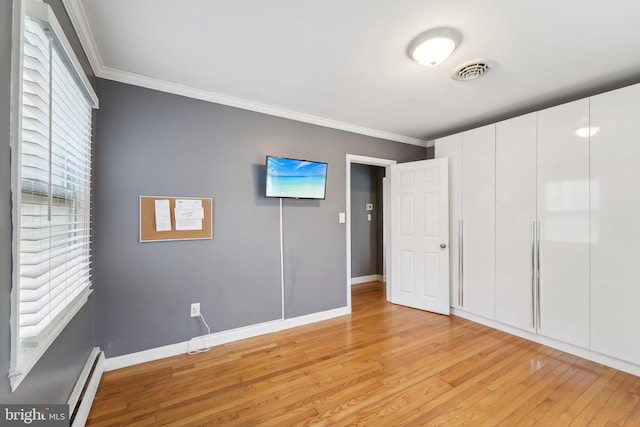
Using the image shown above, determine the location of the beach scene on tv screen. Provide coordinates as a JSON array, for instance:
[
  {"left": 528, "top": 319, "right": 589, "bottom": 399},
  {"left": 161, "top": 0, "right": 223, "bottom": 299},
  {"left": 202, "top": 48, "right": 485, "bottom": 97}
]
[{"left": 266, "top": 157, "right": 327, "bottom": 199}]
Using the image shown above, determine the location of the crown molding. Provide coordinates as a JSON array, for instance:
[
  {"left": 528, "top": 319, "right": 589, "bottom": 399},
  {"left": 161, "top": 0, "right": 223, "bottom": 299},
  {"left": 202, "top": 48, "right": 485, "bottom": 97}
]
[
  {"left": 61, "top": 0, "right": 102, "bottom": 76},
  {"left": 62, "top": 0, "right": 430, "bottom": 148}
]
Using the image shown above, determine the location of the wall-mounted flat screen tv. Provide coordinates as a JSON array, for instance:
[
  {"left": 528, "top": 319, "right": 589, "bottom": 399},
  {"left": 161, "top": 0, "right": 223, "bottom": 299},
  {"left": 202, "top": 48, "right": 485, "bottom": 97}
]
[{"left": 265, "top": 156, "right": 328, "bottom": 199}]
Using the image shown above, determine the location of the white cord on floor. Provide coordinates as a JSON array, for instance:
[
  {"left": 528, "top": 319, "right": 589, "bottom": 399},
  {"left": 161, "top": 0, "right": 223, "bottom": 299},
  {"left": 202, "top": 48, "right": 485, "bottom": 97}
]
[{"left": 187, "top": 313, "right": 212, "bottom": 355}]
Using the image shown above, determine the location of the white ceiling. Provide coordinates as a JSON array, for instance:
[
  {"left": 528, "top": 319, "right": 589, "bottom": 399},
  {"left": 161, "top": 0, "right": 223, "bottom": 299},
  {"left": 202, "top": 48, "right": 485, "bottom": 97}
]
[{"left": 64, "top": 0, "right": 640, "bottom": 146}]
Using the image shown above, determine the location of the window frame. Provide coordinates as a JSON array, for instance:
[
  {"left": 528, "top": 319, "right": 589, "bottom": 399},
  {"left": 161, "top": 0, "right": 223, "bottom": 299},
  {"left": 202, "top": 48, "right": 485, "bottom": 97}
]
[{"left": 9, "top": 0, "right": 98, "bottom": 392}]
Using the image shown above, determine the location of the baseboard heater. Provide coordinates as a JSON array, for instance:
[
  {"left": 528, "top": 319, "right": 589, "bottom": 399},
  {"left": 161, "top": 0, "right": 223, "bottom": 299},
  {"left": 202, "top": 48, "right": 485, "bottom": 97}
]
[{"left": 68, "top": 347, "right": 104, "bottom": 427}]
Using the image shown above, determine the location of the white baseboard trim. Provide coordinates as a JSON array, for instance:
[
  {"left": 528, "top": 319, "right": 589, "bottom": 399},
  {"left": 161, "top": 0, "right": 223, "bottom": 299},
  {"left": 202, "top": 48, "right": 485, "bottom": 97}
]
[
  {"left": 351, "top": 275, "right": 384, "bottom": 285},
  {"left": 104, "top": 306, "right": 350, "bottom": 372},
  {"left": 452, "top": 308, "right": 640, "bottom": 378},
  {"left": 69, "top": 347, "right": 104, "bottom": 427}
]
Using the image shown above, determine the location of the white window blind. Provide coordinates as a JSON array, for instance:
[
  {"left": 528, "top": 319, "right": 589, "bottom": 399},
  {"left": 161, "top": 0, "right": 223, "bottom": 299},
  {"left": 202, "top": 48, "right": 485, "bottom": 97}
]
[{"left": 10, "top": 1, "right": 98, "bottom": 391}]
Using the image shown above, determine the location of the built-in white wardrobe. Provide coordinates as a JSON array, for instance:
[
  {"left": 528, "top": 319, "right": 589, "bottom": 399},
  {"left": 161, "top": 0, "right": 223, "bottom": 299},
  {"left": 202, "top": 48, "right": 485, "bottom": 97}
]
[
  {"left": 436, "top": 82, "right": 640, "bottom": 375},
  {"left": 461, "top": 125, "right": 496, "bottom": 318},
  {"left": 435, "top": 125, "right": 495, "bottom": 319},
  {"left": 494, "top": 113, "right": 537, "bottom": 334},
  {"left": 590, "top": 84, "right": 640, "bottom": 367}
]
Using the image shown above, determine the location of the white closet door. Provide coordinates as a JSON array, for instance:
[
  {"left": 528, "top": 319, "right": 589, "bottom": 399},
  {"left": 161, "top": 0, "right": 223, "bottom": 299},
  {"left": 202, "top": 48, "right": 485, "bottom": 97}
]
[
  {"left": 495, "top": 113, "right": 537, "bottom": 332},
  {"left": 435, "top": 133, "right": 462, "bottom": 308},
  {"left": 537, "top": 99, "right": 590, "bottom": 348},
  {"left": 590, "top": 83, "right": 640, "bottom": 364},
  {"left": 461, "top": 124, "right": 496, "bottom": 319}
]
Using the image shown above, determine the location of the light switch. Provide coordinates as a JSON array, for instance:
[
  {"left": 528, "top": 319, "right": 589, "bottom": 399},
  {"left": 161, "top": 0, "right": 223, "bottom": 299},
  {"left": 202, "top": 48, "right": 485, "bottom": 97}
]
[
  {"left": 367, "top": 213, "right": 372, "bottom": 222},
  {"left": 339, "top": 212, "right": 346, "bottom": 223}
]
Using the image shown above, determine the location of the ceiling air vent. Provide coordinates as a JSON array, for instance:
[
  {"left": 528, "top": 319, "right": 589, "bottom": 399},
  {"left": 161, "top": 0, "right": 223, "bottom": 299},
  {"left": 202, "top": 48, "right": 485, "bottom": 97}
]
[{"left": 452, "top": 61, "right": 490, "bottom": 81}]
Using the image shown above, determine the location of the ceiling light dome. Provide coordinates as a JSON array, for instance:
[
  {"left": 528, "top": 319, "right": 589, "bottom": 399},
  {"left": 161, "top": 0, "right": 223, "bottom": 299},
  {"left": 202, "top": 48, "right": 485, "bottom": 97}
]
[{"left": 409, "top": 27, "right": 462, "bottom": 67}]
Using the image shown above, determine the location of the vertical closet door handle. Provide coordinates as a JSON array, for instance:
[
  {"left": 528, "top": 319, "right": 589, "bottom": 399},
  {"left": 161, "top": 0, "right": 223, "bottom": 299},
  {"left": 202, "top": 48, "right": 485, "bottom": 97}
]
[
  {"left": 531, "top": 221, "right": 536, "bottom": 328},
  {"left": 459, "top": 219, "right": 464, "bottom": 307},
  {"left": 537, "top": 221, "right": 541, "bottom": 329}
]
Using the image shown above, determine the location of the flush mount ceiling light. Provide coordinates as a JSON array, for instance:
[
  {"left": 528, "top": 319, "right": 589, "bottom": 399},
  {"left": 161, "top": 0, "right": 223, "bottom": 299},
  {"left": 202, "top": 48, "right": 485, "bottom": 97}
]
[{"left": 409, "top": 27, "right": 462, "bottom": 67}]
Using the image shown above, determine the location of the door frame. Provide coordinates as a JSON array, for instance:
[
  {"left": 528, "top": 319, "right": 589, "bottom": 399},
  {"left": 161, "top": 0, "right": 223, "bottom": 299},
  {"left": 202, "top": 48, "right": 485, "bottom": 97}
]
[{"left": 345, "top": 154, "right": 396, "bottom": 312}]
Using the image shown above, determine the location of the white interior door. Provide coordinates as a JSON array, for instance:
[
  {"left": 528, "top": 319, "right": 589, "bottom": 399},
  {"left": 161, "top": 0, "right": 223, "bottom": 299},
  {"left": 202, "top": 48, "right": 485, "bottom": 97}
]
[{"left": 390, "top": 159, "right": 450, "bottom": 315}]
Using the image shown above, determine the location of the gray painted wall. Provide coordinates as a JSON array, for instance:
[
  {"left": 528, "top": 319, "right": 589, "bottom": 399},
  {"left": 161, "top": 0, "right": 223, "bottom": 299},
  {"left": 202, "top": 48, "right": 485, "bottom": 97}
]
[
  {"left": 350, "top": 164, "right": 384, "bottom": 278},
  {"left": 94, "top": 79, "right": 427, "bottom": 357},
  {"left": 0, "top": 0, "right": 95, "bottom": 402},
  {"left": 426, "top": 146, "right": 434, "bottom": 159}
]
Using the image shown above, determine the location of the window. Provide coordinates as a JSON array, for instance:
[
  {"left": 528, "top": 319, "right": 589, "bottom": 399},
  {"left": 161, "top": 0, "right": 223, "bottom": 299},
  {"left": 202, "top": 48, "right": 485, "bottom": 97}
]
[{"left": 9, "top": 0, "right": 98, "bottom": 391}]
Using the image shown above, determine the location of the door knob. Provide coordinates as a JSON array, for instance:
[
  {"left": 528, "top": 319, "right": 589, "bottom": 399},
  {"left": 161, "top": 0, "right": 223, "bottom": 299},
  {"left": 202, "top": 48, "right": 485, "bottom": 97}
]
[{"left": 440, "top": 243, "right": 447, "bottom": 249}]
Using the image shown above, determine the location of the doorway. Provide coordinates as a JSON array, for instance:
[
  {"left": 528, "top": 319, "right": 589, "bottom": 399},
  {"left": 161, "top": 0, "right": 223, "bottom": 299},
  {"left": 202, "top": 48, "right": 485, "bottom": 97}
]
[
  {"left": 345, "top": 155, "right": 396, "bottom": 312},
  {"left": 350, "top": 163, "right": 385, "bottom": 282}
]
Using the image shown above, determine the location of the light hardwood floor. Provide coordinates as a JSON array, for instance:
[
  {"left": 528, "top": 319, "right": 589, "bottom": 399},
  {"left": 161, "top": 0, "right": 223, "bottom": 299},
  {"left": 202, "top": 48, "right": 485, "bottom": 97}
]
[{"left": 87, "top": 282, "right": 640, "bottom": 426}]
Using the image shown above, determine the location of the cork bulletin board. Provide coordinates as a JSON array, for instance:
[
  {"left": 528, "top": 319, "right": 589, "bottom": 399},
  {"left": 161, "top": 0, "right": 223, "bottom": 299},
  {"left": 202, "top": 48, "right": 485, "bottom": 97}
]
[{"left": 139, "top": 196, "right": 213, "bottom": 242}]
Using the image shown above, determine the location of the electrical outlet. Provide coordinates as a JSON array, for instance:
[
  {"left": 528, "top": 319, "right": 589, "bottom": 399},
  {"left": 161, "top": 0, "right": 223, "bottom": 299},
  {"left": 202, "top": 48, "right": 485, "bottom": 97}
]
[{"left": 190, "top": 303, "right": 200, "bottom": 317}]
